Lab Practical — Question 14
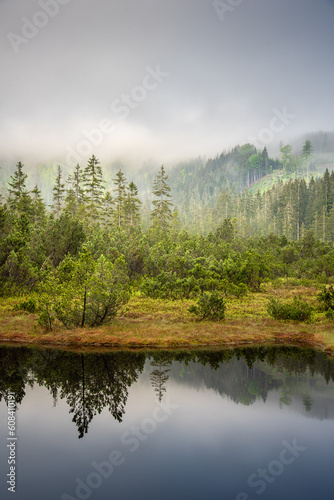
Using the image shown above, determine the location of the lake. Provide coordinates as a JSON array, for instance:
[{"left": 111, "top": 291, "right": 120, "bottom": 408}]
[{"left": 1, "top": 345, "right": 334, "bottom": 500}]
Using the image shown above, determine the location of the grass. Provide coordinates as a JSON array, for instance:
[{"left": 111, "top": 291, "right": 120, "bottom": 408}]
[{"left": 1, "top": 284, "right": 334, "bottom": 355}]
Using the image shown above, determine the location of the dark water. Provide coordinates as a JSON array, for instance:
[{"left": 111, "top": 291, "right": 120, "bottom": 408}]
[{"left": 1, "top": 345, "right": 334, "bottom": 500}]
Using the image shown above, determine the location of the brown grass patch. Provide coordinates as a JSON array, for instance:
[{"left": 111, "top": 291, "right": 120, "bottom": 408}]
[{"left": 0, "top": 287, "right": 333, "bottom": 355}]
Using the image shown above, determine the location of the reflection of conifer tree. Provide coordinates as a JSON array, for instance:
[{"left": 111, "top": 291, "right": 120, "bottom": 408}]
[
  {"left": 58, "top": 352, "right": 145, "bottom": 438},
  {"left": 67, "top": 354, "right": 94, "bottom": 439},
  {"left": 150, "top": 361, "right": 171, "bottom": 402},
  {"left": 302, "top": 391, "right": 313, "bottom": 412},
  {"left": 100, "top": 354, "right": 145, "bottom": 422}
]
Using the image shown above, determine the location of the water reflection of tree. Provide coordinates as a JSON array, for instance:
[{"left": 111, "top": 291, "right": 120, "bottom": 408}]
[
  {"left": 302, "top": 390, "right": 313, "bottom": 412},
  {"left": 0, "top": 347, "right": 32, "bottom": 406},
  {"left": 58, "top": 352, "right": 146, "bottom": 438},
  {"left": 26, "top": 349, "right": 146, "bottom": 439},
  {"left": 1, "top": 345, "right": 334, "bottom": 437},
  {"left": 150, "top": 360, "right": 171, "bottom": 402}
]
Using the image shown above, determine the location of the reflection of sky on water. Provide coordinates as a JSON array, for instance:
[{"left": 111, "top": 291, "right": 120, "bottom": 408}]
[{"left": 0, "top": 348, "right": 334, "bottom": 500}]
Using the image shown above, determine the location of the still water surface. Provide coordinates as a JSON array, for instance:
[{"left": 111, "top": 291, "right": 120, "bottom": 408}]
[{"left": 1, "top": 345, "right": 334, "bottom": 500}]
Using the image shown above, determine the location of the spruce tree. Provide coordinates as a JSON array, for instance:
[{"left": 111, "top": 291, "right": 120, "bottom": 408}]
[
  {"left": 83, "top": 155, "right": 105, "bottom": 220},
  {"left": 7, "top": 162, "right": 32, "bottom": 216},
  {"left": 280, "top": 144, "right": 293, "bottom": 173},
  {"left": 65, "top": 163, "right": 86, "bottom": 218},
  {"left": 113, "top": 170, "right": 127, "bottom": 228},
  {"left": 31, "top": 184, "right": 46, "bottom": 225},
  {"left": 125, "top": 181, "right": 141, "bottom": 227},
  {"left": 151, "top": 165, "right": 173, "bottom": 230},
  {"left": 52, "top": 165, "right": 65, "bottom": 218}
]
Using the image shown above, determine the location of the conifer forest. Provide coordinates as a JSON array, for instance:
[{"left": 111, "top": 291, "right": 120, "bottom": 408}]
[{"left": 1, "top": 136, "right": 334, "bottom": 332}]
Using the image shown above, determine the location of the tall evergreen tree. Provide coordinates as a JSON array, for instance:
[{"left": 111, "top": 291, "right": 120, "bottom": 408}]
[
  {"left": 83, "top": 155, "right": 105, "bottom": 220},
  {"left": 151, "top": 165, "right": 173, "bottom": 230},
  {"left": 113, "top": 170, "right": 127, "bottom": 228},
  {"left": 280, "top": 144, "right": 293, "bottom": 173},
  {"left": 65, "top": 163, "right": 86, "bottom": 217},
  {"left": 125, "top": 181, "right": 141, "bottom": 227},
  {"left": 7, "top": 161, "right": 32, "bottom": 216},
  {"left": 51, "top": 165, "right": 65, "bottom": 219},
  {"left": 31, "top": 184, "right": 46, "bottom": 225}
]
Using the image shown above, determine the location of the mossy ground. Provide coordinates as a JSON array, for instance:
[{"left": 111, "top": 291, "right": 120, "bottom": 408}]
[{"left": 1, "top": 282, "right": 334, "bottom": 355}]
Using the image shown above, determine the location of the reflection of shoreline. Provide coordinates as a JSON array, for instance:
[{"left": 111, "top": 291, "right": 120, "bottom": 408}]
[{"left": 0, "top": 346, "right": 334, "bottom": 438}]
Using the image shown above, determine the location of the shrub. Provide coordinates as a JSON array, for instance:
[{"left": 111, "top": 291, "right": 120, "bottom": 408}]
[
  {"left": 13, "top": 298, "right": 37, "bottom": 313},
  {"left": 38, "top": 250, "right": 130, "bottom": 330},
  {"left": 141, "top": 272, "right": 199, "bottom": 300},
  {"left": 220, "top": 280, "right": 248, "bottom": 298},
  {"left": 189, "top": 292, "right": 226, "bottom": 321},
  {"left": 317, "top": 286, "right": 334, "bottom": 318},
  {"left": 267, "top": 295, "right": 313, "bottom": 321}
]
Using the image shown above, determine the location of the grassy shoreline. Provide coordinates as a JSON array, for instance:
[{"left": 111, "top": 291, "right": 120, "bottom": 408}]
[{"left": 1, "top": 284, "right": 334, "bottom": 355}]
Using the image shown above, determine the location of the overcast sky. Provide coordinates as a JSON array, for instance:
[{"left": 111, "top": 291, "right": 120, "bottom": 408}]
[{"left": 1, "top": 0, "right": 334, "bottom": 168}]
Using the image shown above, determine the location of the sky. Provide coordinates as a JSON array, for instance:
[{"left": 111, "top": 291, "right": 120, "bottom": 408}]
[{"left": 1, "top": 0, "right": 334, "bottom": 169}]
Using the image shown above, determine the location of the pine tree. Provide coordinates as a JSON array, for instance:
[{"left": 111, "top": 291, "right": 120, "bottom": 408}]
[
  {"left": 261, "top": 147, "right": 269, "bottom": 174},
  {"left": 31, "top": 184, "right": 46, "bottom": 225},
  {"left": 125, "top": 181, "right": 141, "bottom": 227},
  {"left": 51, "top": 165, "right": 65, "bottom": 219},
  {"left": 113, "top": 170, "right": 127, "bottom": 228},
  {"left": 151, "top": 165, "right": 173, "bottom": 230},
  {"left": 83, "top": 155, "right": 105, "bottom": 220},
  {"left": 7, "top": 162, "right": 32, "bottom": 216},
  {"left": 280, "top": 144, "right": 293, "bottom": 173},
  {"left": 65, "top": 163, "right": 86, "bottom": 217}
]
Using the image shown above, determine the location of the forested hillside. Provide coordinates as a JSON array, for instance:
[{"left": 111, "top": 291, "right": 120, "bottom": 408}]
[{"left": 1, "top": 131, "right": 333, "bottom": 211}]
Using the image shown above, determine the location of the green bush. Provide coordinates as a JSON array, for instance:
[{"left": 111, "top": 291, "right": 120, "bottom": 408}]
[
  {"left": 38, "top": 250, "right": 130, "bottom": 330},
  {"left": 189, "top": 292, "right": 226, "bottom": 321},
  {"left": 13, "top": 298, "right": 37, "bottom": 313},
  {"left": 317, "top": 286, "right": 334, "bottom": 318},
  {"left": 267, "top": 295, "right": 313, "bottom": 321},
  {"left": 141, "top": 272, "right": 199, "bottom": 300}
]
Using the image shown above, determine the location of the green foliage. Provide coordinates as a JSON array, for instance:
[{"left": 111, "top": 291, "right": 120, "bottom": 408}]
[
  {"left": 141, "top": 272, "right": 199, "bottom": 300},
  {"left": 267, "top": 295, "right": 313, "bottom": 321},
  {"left": 37, "top": 292, "right": 55, "bottom": 330},
  {"left": 38, "top": 250, "right": 130, "bottom": 329},
  {"left": 189, "top": 292, "right": 226, "bottom": 321},
  {"left": 13, "top": 297, "right": 37, "bottom": 313},
  {"left": 317, "top": 286, "right": 334, "bottom": 318},
  {"left": 222, "top": 281, "right": 248, "bottom": 298}
]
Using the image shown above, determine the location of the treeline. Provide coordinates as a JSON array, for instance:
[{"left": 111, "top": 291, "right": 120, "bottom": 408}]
[
  {"left": 2, "top": 135, "right": 329, "bottom": 212},
  {"left": 191, "top": 169, "right": 334, "bottom": 240}
]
